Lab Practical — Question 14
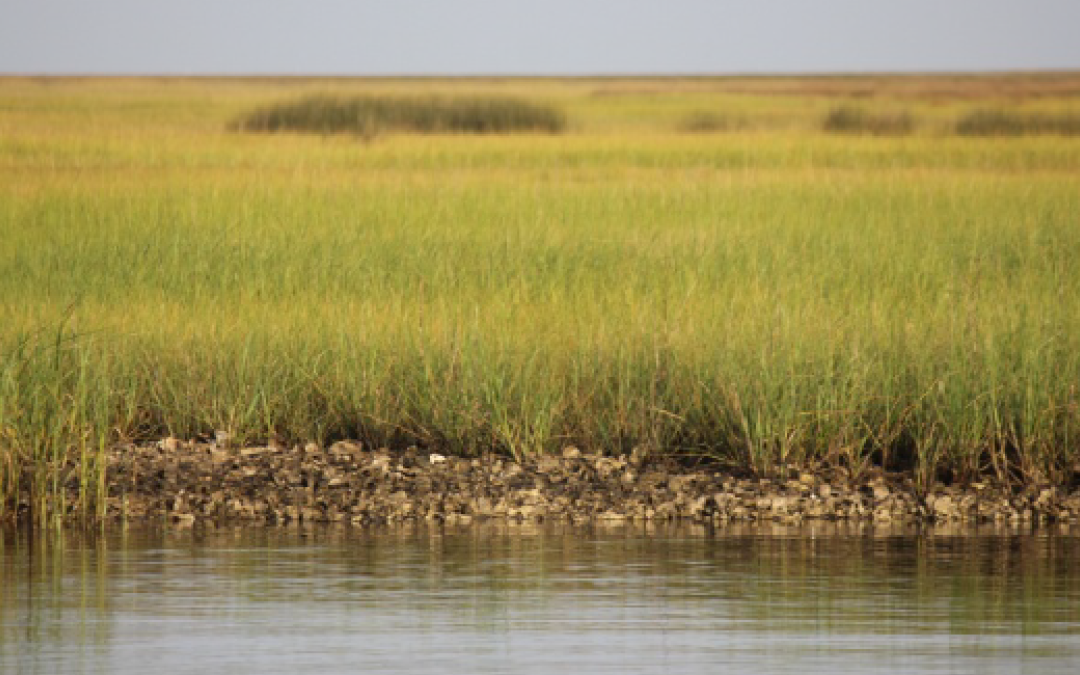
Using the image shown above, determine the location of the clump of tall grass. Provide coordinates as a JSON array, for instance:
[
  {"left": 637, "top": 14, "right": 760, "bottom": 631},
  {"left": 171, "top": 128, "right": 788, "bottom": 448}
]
[
  {"left": 823, "top": 106, "right": 916, "bottom": 135},
  {"left": 1, "top": 324, "right": 110, "bottom": 526},
  {"left": 230, "top": 94, "right": 567, "bottom": 137},
  {"left": 956, "top": 109, "right": 1080, "bottom": 136}
]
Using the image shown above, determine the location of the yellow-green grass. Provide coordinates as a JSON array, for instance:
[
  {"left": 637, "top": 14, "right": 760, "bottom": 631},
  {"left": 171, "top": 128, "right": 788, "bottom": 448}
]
[{"left": 2, "top": 75, "right": 1080, "bottom": 523}]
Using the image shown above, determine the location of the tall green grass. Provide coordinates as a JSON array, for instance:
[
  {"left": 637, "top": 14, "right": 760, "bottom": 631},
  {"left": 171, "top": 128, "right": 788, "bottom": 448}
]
[
  {"left": 230, "top": 94, "right": 567, "bottom": 136},
  {"left": 2, "top": 77, "right": 1080, "bottom": 523},
  {"left": 1, "top": 322, "right": 110, "bottom": 525}
]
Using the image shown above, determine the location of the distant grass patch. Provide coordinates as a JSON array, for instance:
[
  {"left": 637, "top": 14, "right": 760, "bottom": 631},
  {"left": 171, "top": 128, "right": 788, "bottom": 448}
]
[
  {"left": 823, "top": 106, "right": 916, "bottom": 136},
  {"left": 956, "top": 109, "right": 1080, "bottom": 136},
  {"left": 678, "top": 111, "right": 744, "bottom": 133},
  {"left": 230, "top": 94, "right": 567, "bottom": 136}
]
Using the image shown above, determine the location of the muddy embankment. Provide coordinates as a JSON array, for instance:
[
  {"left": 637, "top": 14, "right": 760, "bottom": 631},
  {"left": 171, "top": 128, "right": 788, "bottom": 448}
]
[{"left": 26, "top": 438, "right": 1068, "bottom": 527}]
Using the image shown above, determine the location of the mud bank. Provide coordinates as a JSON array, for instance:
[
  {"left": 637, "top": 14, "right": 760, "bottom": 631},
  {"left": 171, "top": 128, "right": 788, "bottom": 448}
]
[{"left": 27, "top": 440, "right": 1080, "bottom": 526}]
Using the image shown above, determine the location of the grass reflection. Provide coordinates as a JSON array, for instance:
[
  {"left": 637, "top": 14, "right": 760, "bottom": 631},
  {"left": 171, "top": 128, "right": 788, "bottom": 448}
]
[{"left": 3, "top": 525, "right": 1079, "bottom": 650}]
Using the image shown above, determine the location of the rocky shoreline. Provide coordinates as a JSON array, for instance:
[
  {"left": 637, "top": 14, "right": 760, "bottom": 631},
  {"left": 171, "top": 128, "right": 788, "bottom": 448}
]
[{"left": 21, "top": 439, "right": 1080, "bottom": 527}]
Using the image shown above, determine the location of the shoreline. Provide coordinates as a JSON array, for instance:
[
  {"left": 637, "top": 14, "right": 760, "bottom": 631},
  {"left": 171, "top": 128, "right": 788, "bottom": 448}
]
[{"left": 10, "top": 439, "right": 1080, "bottom": 527}]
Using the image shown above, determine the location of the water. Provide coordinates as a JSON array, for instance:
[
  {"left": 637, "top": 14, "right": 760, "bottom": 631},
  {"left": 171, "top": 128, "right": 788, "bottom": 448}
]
[{"left": 3, "top": 522, "right": 1079, "bottom": 675}]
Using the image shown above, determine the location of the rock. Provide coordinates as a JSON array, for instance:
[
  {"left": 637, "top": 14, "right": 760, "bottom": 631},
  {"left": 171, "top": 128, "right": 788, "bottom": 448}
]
[
  {"left": 502, "top": 463, "right": 524, "bottom": 480},
  {"left": 629, "top": 445, "right": 650, "bottom": 470},
  {"left": 668, "top": 475, "right": 692, "bottom": 493},
  {"left": 330, "top": 440, "right": 362, "bottom": 459},
  {"left": 536, "top": 456, "right": 562, "bottom": 474},
  {"left": 159, "top": 437, "right": 182, "bottom": 452},
  {"left": 594, "top": 456, "right": 626, "bottom": 479},
  {"left": 874, "top": 508, "right": 894, "bottom": 522},
  {"left": 472, "top": 497, "right": 494, "bottom": 516},
  {"left": 768, "top": 496, "right": 794, "bottom": 515},
  {"left": 654, "top": 502, "right": 679, "bottom": 520},
  {"left": 930, "top": 494, "right": 957, "bottom": 519},
  {"left": 690, "top": 495, "right": 716, "bottom": 518}
]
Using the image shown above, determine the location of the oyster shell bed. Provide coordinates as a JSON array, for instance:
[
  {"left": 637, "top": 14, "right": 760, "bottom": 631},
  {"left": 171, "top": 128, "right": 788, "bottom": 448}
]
[{"left": 76, "top": 438, "right": 1080, "bottom": 527}]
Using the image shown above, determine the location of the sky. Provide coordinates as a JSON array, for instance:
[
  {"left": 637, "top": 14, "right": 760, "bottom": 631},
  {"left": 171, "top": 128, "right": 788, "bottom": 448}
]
[{"left": 2, "top": 0, "right": 1079, "bottom": 76}]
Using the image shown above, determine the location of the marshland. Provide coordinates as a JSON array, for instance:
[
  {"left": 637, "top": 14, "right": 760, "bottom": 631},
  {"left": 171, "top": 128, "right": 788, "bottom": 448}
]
[{"left": 1, "top": 74, "right": 1080, "bottom": 525}]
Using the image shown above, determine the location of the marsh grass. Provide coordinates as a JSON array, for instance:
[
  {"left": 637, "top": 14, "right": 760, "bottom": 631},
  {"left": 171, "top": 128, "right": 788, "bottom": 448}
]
[
  {"left": 678, "top": 111, "right": 745, "bottom": 133},
  {"left": 956, "top": 109, "right": 1080, "bottom": 136},
  {"left": 823, "top": 106, "right": 916, "bottom": 135},
  {"left": 1, "top": 323, "right": 110, "bottom": 525},
  {"left": 230, "top": 94, "right": 567, "bottom": 137},
  {"left": 2, "top": 76, "right": 1080, "bottom": 524}
]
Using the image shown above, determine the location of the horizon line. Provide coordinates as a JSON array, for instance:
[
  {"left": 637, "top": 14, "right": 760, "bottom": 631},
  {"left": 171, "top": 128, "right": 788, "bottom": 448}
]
[{"left": 3, "top": 68, "right": 1080, "bottom": 80}]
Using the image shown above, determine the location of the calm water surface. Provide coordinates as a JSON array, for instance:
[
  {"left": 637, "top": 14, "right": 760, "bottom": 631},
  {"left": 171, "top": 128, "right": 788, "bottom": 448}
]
[{"left": 2, "top": 523, "right": 1079, "bottom": 674}]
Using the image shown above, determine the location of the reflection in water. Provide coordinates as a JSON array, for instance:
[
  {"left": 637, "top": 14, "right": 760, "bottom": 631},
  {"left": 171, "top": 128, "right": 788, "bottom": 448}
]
[{"left": 2, "top": 523, "right": 1080, "bottom": 675}]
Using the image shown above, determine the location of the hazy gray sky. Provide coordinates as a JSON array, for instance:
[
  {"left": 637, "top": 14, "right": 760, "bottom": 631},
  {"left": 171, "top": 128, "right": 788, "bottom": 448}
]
[{"left": 2, "top": 0, "right": 1079, "bottom": 75}]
